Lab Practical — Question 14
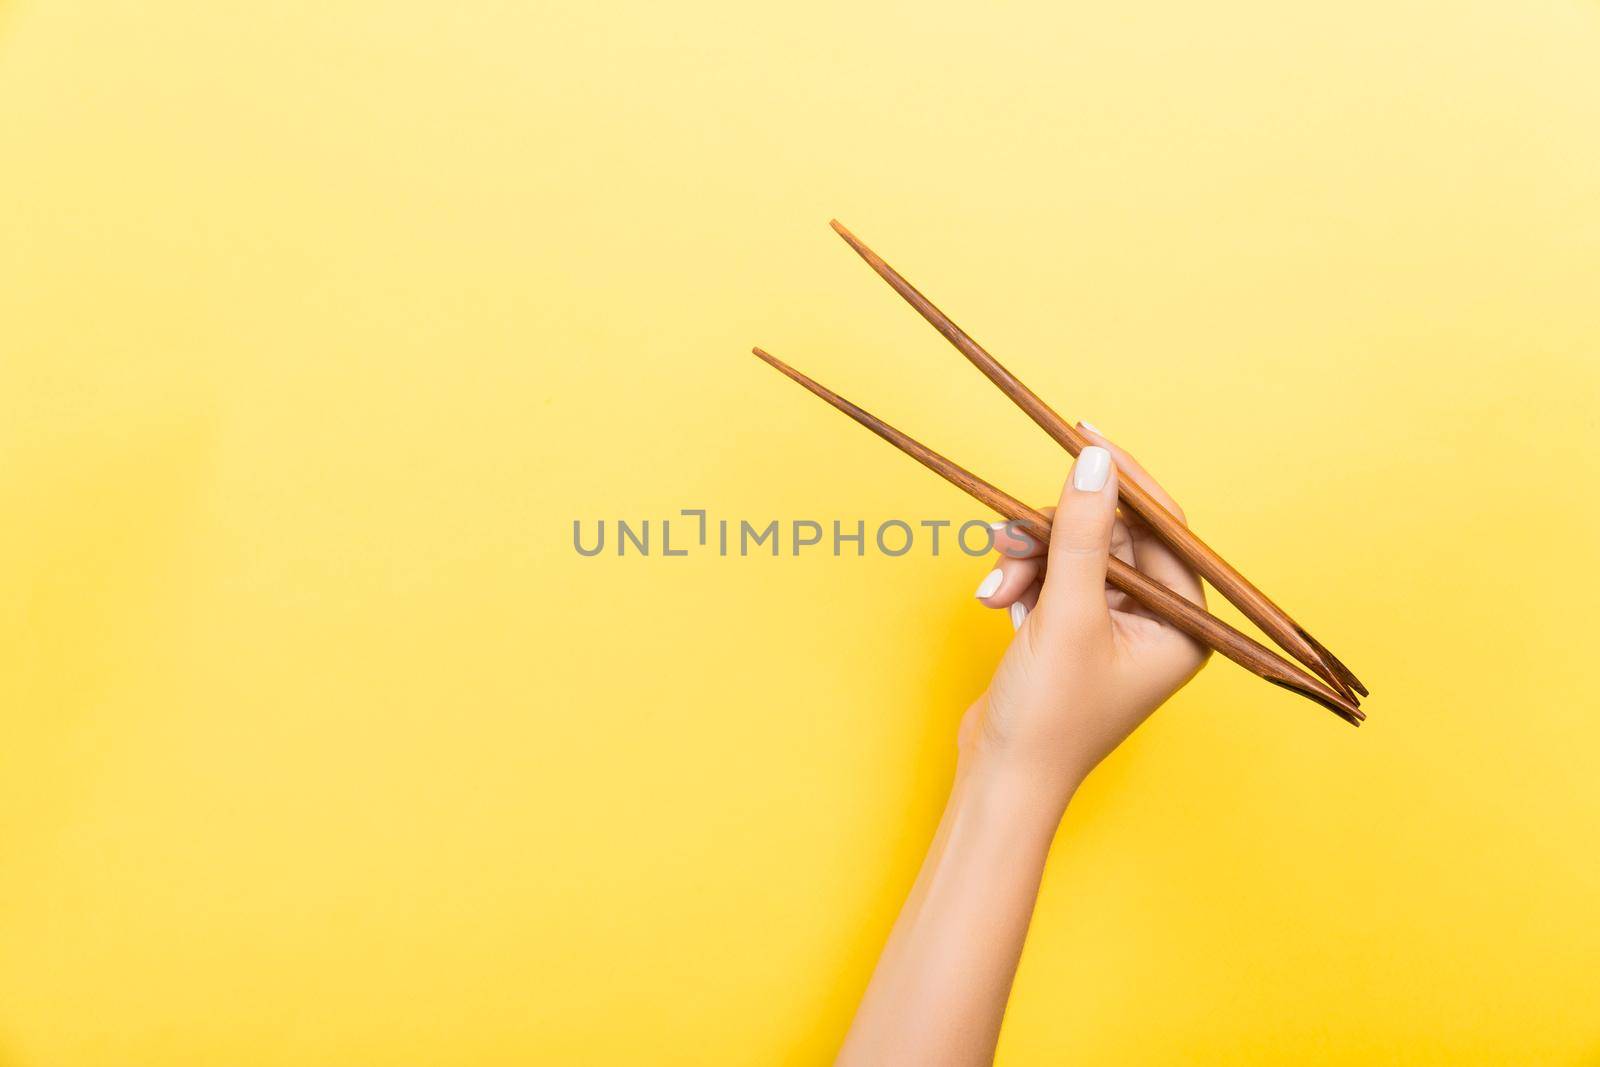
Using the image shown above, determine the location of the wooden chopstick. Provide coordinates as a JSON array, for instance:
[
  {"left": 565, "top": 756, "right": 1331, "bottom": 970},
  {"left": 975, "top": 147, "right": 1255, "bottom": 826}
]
[
  {"left": 828, "top": 220, "right": 1368, "bottom": 703},
  {"left": 752, "top": 347, "right": 1364, "bottom": 726}
]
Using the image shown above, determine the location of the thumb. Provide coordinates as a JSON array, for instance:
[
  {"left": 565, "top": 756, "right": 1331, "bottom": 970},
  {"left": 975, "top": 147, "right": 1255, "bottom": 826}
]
[{"left": 1036, "top": 446, "right": 1118, "bottom": 631}]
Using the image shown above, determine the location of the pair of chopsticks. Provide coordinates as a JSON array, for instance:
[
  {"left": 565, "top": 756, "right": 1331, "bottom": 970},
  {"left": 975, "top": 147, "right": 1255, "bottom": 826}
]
[{"left": 753, "top": 221, "right": 1368, "bottom": 726}]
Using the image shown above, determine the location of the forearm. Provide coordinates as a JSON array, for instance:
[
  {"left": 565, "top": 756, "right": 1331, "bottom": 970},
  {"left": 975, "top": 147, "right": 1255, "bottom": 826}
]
[{"left": 836, "top": 747, "right": 1074, "bottom": 1067}]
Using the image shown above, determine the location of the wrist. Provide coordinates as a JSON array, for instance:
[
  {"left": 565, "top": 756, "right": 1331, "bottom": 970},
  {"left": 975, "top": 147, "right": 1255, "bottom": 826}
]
[
  {"left": 958, "top": 697, "right": 1089, "bottom": 822},
  {"left": 956, "top": 747, "right": 1081, "bottom": 831}
]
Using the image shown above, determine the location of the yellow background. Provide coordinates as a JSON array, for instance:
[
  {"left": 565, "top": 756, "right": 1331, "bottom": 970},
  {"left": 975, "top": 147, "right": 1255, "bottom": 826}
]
[{"left": 2, "top": 0, "right": 1597, "bottom": 1063}]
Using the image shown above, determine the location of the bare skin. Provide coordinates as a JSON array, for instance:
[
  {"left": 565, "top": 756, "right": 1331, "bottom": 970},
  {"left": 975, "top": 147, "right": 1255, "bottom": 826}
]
[{"left": 835, "top": 424, "right": 1210, "bottom": 1067}]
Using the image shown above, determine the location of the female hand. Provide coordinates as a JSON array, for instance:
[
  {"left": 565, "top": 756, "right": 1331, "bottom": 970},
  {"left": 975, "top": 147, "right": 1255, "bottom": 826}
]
[
  {"left": 836, "top": 425, "right": 1210, "bottom": 1066},
  {"left": 835, "top": 425, "right": 1212, "bottom": 1067},
  {"left": 962, "top": 424, "right": 1211, "bottom": 807}
]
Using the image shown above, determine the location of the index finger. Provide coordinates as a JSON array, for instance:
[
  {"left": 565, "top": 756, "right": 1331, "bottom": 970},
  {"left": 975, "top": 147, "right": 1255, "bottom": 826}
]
[{"left": 991, "top": 510, "right": 1050, "bottom": 559}]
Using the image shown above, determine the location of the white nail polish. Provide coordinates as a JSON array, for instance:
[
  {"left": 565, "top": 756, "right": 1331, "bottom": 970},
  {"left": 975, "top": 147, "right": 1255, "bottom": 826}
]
[
  {"left": 1009, "top": 602, "right": 1027, "bottom": 630},
  {"left": 1073, "top": 446, "right": 1111, "bottom": 491},
  {"left": 988, "top": 520, "right": 1009, "bottom": 531},
  {"left": 1080, "top": 421, "right": 1103, "bottom": 435},
  {"left": 975, "top": 569, "right": 1004, "bottom": 599}
]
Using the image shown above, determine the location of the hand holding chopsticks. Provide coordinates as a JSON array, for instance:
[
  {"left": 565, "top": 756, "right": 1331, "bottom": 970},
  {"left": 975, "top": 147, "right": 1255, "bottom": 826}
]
[
  {"left": 753, "top": 222, "right": 1369, "bottom": 725},
  {"left": 752, "top": 348, "right": 1363, "bottom": 725},
  {"left": 827, "top": 221, "right": 1366, "bottom": 704}
]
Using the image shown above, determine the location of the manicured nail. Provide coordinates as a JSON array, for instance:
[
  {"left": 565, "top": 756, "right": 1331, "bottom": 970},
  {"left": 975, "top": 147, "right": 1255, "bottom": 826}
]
[
  {"left": 1072, "top": 446, "right": 1111, "bottom": 492},
  {"left": 1009, "top": 602, "right": 1028, "bottom": 630},
  {"left": 975, "top": 569, "right": 1004, "bottom": 599},
  {"left": 988, "top": 520, "right": 1010, "bottom": 531},
  {"left": 1080, "top": 421, "right": 1103, "bottom": 435}
]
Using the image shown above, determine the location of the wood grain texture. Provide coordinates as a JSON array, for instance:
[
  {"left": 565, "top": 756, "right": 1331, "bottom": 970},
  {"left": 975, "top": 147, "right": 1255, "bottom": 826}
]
[
  {"left": 753, "top": 347, "right": 1363, "bottom": 725},
  {"left": 829, "top": 220, "right": 1368, "bottom": 703}
]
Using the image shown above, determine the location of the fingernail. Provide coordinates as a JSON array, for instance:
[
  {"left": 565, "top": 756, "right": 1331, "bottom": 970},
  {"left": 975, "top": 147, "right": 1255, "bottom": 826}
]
[
  {"left": 988, "top": 520, "right": 1009, "bottom": 531},
  {"left": 1072, "top": 446, "right": 1111, "bottom": 492},
  {"left": 975, "top": 569, "right": 1004, "bottom": 599},
  {"left": 1009, "top": 602, "right": 1028, "bottom": 630},
  {"left": 1080, "top": 421, "right": 1103, "bottom": 435}
]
